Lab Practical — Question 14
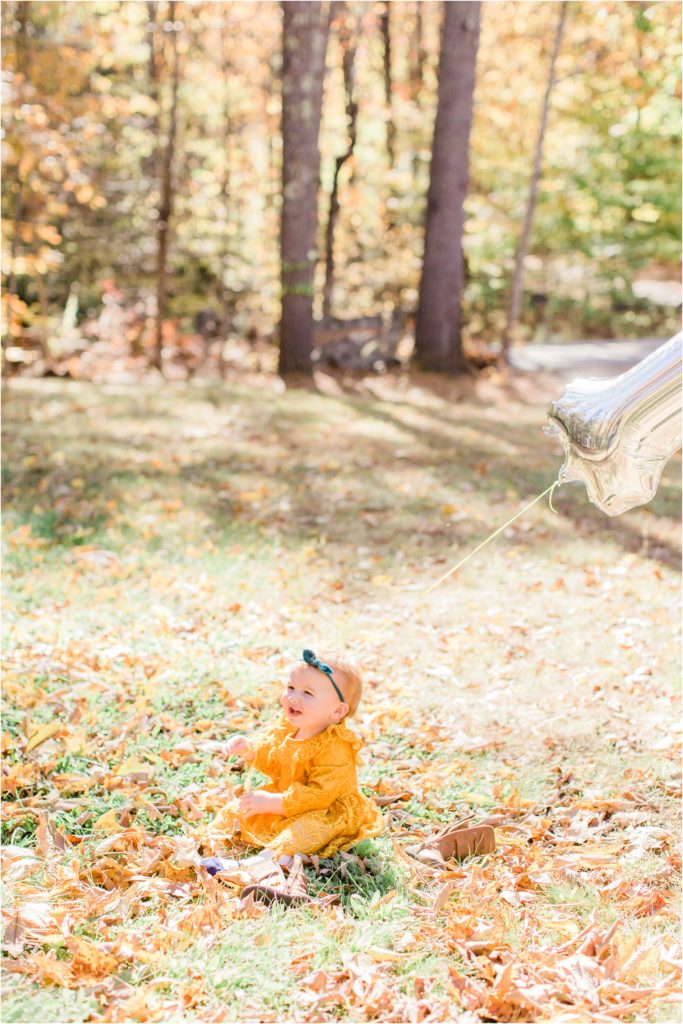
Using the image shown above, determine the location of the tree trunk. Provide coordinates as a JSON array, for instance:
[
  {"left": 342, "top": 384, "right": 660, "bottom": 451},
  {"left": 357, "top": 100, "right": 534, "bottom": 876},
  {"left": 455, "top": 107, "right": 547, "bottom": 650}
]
[
  {"left": 216, "top": 13, "right": 235, "bottom": 379},
  {"left": 145, "top": 0, "right": 160, "bottom": 182},
  {"left": 322, "top": 2, "right": 358, "bottom": 320},
  {"left": 410, "top": 0, "right": 426, "bottom": 105},
  {"left": 153, "top": 0, "right": 181, "bottom": 373},
  {"left": 502, "top": 1, "right": 568, "bottom": 358},
  {"left": 7, "top": 0, "right": 29, "bottom": 304},
  {"left": 218, "top": 16, "right": 233, "bottom": 311},
  {"left": 279, "top": 1, "right": 330, "bottom": 377},
  {"left": 380, "top": 2, "right": 395, "bottom": 167},
  {"left": 415, "top": 1, "right": 481, "bottom": 373}
]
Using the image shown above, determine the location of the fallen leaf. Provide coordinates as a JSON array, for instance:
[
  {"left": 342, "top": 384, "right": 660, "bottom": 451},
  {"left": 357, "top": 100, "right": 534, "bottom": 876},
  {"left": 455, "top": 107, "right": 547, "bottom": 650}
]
[
  {"left": 92, "top": 808, "right": 123, "bottom": 833},
  {"left": 25, "top": 721, "right": 61, "bottom": 752}
]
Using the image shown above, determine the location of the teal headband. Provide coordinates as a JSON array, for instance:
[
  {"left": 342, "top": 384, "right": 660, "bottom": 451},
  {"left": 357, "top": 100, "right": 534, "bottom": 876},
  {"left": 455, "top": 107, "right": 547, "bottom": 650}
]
[{"left": 302, "top": 649, "right": 346, "bottom": 704}]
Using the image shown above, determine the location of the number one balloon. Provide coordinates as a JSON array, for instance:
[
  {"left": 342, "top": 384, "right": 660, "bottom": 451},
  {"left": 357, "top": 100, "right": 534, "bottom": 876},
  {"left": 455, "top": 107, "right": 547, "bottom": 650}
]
[{"left": 547, "top": 333, "right": 682, "bottom": 516}]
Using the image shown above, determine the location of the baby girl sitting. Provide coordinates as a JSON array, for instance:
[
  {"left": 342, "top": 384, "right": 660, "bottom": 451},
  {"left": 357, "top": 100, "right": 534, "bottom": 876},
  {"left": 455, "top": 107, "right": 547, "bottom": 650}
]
[{"left": 201, "top": 649, "right": 384, "bottom": 878}]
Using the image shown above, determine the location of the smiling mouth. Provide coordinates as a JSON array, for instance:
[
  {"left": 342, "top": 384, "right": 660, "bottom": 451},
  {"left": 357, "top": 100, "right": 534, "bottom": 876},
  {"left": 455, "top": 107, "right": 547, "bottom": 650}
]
[{"left": 287, "top": 707, "right": 302, "bottom": 716}]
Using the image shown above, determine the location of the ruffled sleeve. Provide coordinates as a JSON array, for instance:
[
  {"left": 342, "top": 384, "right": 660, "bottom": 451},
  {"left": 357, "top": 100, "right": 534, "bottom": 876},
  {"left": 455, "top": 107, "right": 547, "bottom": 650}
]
[
  {"left": 330, "top": 720, "right": 365, "bottom": 766},
  {"left": 246, "top": 712, "right": 290, "bottom": 776}
]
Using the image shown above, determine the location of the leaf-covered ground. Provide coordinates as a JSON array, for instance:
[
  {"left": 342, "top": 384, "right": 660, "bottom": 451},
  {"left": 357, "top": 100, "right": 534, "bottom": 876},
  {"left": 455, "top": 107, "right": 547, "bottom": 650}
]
[{"left": 2, "top": 369, "right": 681, "bottom": 1023}]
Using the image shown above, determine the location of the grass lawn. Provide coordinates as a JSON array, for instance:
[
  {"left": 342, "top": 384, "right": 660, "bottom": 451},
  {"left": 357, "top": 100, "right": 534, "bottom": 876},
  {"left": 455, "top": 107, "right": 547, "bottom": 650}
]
[{"left": 2, "top": 368, "right": 681, "bottom": 1022}]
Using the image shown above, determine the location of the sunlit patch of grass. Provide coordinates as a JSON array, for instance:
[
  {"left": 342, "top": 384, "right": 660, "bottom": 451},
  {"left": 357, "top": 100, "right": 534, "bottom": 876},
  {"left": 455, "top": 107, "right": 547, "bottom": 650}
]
[
  {"left": 401, "top": 797, "right": 445, "bottom": 823},
  {"left": 618, "top": 850, "right": 673, "bottom": 882},
  {"left": 380, "top": 730, "right": 441, "bottom": 763},
  {"left": 651, "top": 1002, "right": 683, "bottom": 1024},
  {"left": 0, "top": 706, "right": 26, "bottom": 739},
  {"left": 542, "top": 879, "right": 602, "bottom": 920},
  {"left": 134, "top": 809, "right": 187, "bottom": 836},
  {"left": 392, "top": 952, "right": 450, "bottom": 996},
  {"left": 499, "top": 904, "right": 543, "bottom": 948},
  {"left": 502, "top": 757, "right": 556, "bottom": 805},
  {"left": 52, "top": 792, "right": 140, "bottom": 839},
  {"left": 1, "top": 814, "right": 40, "bottom": 847},
  {"left": 162, "top": 915, "right": 323, "bottom": 1016},
  {"left": 536, "top": 876, "right": 628, "bottom": 940},
  {"left": 0, "top": 976, "right": 99, "bottom": 1024},
  {"left": 52, "top": 752, "right": 97, "bottom": 775},
  {"left": 438, "top": 761, "right": 500, "bottom": 816}
]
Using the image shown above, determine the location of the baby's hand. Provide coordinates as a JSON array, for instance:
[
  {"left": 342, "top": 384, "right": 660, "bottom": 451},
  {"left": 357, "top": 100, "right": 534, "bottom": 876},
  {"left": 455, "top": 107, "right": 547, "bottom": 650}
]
[
  {"left": 225, "top": 735, "right": 254, "bottom": 760},
  {"left": 238, "top": 790, "right": 283, "bottom": 818}
]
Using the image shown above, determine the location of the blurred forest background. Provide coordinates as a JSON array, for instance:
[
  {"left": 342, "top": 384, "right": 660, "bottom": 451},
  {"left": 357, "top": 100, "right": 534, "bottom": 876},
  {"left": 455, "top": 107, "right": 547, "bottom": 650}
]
[
  {"left": 2, "top": 9, "right": 682, "bottom": 1018},
  {"left": 1, "top": 0, "right": 681, "bottom": 381}
]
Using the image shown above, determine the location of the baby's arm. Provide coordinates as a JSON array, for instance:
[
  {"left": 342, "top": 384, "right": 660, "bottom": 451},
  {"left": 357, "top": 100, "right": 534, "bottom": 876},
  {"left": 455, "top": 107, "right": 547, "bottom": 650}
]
[
  {"left": 239, "top": 790, "right": 285, "bottom": 817},
  {"left": 233, "top": 720, "right": 287, "bottom": 817},
  {"left": 234, "top": 738, "right": 352, "bottom": 820},
  {"left": 227, "top": 717, "right": 281, "bottom": 774},
  {"left": 226, "top": 727, "right": 287, "bottom": 818}
]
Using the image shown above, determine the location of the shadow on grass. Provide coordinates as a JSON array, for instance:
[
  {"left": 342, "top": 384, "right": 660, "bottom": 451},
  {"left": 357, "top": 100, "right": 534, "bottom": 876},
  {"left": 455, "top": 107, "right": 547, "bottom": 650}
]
[{"left": 2, "top": 379, "right": 680, "bottom": 571}]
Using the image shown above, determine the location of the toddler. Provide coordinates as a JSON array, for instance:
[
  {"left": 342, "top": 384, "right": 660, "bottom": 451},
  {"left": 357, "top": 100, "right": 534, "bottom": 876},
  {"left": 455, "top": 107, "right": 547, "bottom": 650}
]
[{"left": 201, "top": 649, "right": 384, "bottom": 877}]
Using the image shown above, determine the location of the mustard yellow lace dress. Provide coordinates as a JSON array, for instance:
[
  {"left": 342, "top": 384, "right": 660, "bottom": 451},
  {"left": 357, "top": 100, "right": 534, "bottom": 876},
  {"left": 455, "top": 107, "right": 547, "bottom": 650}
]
[{"left": 211, "top": 712, "right": 385, "bottom": 859}]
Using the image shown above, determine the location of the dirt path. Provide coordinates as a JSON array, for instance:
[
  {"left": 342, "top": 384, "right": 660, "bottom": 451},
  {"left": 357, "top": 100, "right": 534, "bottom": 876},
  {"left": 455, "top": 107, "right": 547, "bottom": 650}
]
[{"left": 509, "top": 337, "right": 670, "bottom": 380}]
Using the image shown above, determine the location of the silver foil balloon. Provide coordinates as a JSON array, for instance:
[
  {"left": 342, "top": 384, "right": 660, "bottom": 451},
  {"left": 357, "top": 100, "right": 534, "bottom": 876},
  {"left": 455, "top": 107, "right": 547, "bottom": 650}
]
[{"left": 547, "top": 333, "right": 682, "bottom": 516}]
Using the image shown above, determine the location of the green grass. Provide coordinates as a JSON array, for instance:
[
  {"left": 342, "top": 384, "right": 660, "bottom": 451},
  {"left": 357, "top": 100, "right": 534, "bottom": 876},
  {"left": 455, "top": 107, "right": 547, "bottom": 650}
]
[
  {"left": 2, "top": 374, "right": 680, "bottom": 1023},
  {"left": 0, "top": 981, "right": 99, "bottom": 1024}
]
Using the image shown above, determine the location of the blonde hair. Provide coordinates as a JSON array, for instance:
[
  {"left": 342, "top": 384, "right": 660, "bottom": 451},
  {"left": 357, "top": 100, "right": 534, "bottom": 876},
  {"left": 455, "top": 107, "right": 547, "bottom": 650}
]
[{"left": 322, "top": 653, "right": 363, "bottom": 719}]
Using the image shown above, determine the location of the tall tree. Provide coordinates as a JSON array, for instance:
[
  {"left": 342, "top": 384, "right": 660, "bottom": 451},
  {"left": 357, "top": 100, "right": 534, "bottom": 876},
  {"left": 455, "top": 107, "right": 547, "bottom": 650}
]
[
  {"left": 415, "top": 1, "right": 481, "bottom": 372},
  {"left": 217, "top": 12, "right": 233, "bottom": 318},
  {"left": 144, "top": 0, "right": 160, "bottom": 182},
  {"left": 152, "top": 0, "right": 182, "bottom": 372},
  {"left": 379, "top": 1, "right": 395, "bottom": 167},
  {"left": 502, "top": 1, "right": 568, "bottom": 359},
  {"left": 6, "top": 0, "right": 29, "bottom": 306},
  {"left": 279, "top": 1, "right": 330, "bottom": 377},
  {"left": 410, "top": 0, "right": 426, "bottom": 106},
  {"left": 322, "top": 1, "right": 359, "bottom": 321}
]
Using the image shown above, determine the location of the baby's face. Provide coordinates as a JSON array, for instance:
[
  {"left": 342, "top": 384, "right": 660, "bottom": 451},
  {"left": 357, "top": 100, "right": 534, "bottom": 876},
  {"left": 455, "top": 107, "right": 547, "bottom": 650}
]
[{"left": 280, "top": 664, "right": 348, "bottom": 737}]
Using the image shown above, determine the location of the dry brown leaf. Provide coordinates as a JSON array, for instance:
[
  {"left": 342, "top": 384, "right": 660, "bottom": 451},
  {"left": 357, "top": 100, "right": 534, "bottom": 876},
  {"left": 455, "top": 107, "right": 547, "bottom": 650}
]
[
  {"left": 432, "top": 878, "right": 459, "bottom": 913},
  {"left": 66, "top": 935, "right": 120, "bottom": 980},
  {"left": 0, "top": 844, "right": 41, "bottom": 883},
  {"left": 50, "top": 771, "right": 96, "bottom": 795},
  {"left": 24, "top": 952, "right": 74, "bottom": 987},
  {"left": 1, "top": 761, "right": 41, "bottom": 794},
  {"left": 2, "top": 900, "right": 67, "bottom": 949},
  {"left": 92, "top": 808, "right": 124, "bottom": 833},
  {"left": 366, "top": 945, "right": 410, "bottom": 963},
  {"left": 25, "top": 721, "right": 62, "bottom": 752}
]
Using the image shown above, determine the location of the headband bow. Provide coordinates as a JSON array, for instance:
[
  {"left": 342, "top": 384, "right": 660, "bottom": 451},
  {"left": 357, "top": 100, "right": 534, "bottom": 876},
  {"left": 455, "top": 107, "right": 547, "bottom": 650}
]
[{"left": 302, "top": 649, "right": 346, "bottom": 704}]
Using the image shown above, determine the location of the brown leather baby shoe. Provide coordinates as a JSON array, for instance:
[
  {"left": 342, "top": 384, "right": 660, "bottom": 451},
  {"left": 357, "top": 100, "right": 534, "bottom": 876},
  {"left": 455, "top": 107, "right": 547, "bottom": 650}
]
[
  {"left": 241, "top": 855, "right": 338, "bottom": 907},
  {"left": 405, "top": 817, "right": 496, "bottom": 866}
]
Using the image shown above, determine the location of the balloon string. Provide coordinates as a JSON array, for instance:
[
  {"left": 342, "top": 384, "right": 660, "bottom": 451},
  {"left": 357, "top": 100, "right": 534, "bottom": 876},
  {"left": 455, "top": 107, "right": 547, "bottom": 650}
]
[
  {"left": 548, "top": 479, "right": 560, "bottom": 514},
  {"left": 354, "top": 480, "right": 560, "bottom": 654}
]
